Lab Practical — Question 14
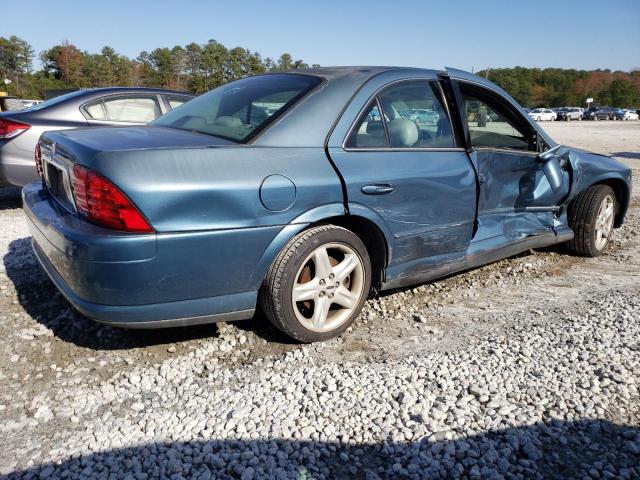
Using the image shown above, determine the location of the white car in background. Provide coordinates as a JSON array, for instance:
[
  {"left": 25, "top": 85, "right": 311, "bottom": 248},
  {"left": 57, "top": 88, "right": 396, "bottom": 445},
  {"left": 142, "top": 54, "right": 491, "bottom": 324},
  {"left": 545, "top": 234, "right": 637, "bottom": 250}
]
[
  {"left": 528, "top": 108, "right": 556, "bottom": 121},
  {"left": 623, "top": 109, "right": 639, "bottom": 120}
]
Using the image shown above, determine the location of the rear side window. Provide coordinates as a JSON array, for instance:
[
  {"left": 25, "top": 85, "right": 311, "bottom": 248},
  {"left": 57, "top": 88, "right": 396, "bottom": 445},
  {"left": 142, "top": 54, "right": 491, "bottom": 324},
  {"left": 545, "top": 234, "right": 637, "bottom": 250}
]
[
  {"left": 345, "top": 101, "right": 387, "bottom": 148},
  {"left": 346, "top": 81, "right": 455, "bottom": 149},
  {"left": 152, "top": 74, "right": 322, "bottom": 143},
  {"left": 84, "top": 96, "right": 162, "bottom": 123}
]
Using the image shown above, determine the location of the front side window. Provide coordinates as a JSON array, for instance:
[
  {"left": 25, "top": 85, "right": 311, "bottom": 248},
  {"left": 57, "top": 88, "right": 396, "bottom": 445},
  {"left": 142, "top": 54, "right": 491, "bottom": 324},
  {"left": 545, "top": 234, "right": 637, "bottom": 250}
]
[
  {"left": 153, "top": 74, "right": 322, "bottom": 143},
  {"left": 346, "top": 81, "right": 454, "bottom": 149},
  {"left": 460, "top": 85, "right": 531, "bottom": 151}
]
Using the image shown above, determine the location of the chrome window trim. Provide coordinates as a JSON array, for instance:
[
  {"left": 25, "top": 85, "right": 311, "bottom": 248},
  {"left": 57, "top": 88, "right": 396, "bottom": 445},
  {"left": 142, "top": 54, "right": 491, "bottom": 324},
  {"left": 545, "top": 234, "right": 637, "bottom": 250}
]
[
  {"left": 472, "top": 146, "right": 539, "bottom": 156},
  {"left": 342, "top": 78, "right": 457, "bottom": 152},
  {"left": 344, "top": 147, "right": 467, "bottom": 153}
]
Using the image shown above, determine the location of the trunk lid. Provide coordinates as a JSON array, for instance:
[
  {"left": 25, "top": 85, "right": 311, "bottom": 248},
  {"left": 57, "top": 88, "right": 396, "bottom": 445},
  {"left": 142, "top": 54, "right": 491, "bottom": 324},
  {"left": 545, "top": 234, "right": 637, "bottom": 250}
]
[{"left": 37, "top": 125, "right": 235, "bottom": 214}]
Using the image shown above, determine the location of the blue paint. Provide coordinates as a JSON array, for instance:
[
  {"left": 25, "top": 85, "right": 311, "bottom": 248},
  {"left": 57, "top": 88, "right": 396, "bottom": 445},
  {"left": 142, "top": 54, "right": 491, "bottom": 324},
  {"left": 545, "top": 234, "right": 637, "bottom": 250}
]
[
  {"left": 22, "top": 67, "right": 632, "bottom": 328},
  {"left": 259, "top": 174, "right": 296, "bottom": 211}
]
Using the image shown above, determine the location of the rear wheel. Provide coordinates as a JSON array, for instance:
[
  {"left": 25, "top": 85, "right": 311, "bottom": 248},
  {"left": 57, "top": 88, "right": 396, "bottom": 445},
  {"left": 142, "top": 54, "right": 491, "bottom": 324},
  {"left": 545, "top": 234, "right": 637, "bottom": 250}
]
[
  {"left": 567, "top": 185, "right": 616, "bottom": 257},
  {"left": 260, "top": 225, "right": 372, "bottom": 342}
]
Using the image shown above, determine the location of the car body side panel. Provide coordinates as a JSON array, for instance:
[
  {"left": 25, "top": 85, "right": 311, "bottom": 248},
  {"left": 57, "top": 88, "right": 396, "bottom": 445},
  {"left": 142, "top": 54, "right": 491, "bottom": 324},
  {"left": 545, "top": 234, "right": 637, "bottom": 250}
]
[
  {"left": 565, "top": 147, "right": 632, "bottom": 223},
  {"left": 90, "top": 146, "right": 343, "bottom": 232},
  {"left": 0, "top": 114, "right": 89, "bottom": 185},
  {"left": 24, "top": 182, "right": 283, "bottom": 306},
  {"left": 39, "top": 127, "right": 345, "bottom": 233},
  {"left": 325, "top": 70, "right": 477, "bottom": 272},
  {"left": 329, "top": 149, "right": 477, "bottom": 266}
]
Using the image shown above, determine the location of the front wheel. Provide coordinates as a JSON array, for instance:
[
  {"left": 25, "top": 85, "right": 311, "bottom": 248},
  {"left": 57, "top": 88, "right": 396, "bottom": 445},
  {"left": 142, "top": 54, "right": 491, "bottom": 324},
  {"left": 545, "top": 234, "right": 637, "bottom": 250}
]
[
  {"left": 260, "top": 225, "right": 372, "bottom": 342},
  {"left": 567, "top": 185, "right": 616, "bottom": 257}
]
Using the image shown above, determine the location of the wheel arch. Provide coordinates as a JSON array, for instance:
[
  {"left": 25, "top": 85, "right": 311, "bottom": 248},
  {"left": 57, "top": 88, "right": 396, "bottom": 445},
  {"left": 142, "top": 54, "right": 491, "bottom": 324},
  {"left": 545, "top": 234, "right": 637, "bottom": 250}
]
[
  {"left": 309, "top": 214, "right": 389, "bottom": 289},
  {"left": 252, "top": 205, "right": 392, "bottom": 292},
  {"left": 590, "top": 177, "right": 630, "bottom": 227}
]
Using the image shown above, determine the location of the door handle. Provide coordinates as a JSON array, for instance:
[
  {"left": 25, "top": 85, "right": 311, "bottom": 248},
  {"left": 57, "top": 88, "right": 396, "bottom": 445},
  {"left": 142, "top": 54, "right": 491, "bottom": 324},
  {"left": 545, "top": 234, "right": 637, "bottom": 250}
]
[{"left": 361, "top": 184, "right": 395, "bottom": 195}]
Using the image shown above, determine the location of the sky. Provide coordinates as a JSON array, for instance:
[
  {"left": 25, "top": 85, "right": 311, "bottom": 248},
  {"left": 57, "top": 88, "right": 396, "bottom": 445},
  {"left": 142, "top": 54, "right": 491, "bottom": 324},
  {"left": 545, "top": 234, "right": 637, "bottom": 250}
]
[{"left": 3, "top": 0, "right": 640, "bottom": 72}]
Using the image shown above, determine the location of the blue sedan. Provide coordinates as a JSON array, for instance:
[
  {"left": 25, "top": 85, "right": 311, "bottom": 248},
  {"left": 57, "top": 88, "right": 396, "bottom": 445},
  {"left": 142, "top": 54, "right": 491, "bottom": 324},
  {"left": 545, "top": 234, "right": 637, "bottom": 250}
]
[{"left": 23, "top": 67, "right": 631, "bottom": 342}]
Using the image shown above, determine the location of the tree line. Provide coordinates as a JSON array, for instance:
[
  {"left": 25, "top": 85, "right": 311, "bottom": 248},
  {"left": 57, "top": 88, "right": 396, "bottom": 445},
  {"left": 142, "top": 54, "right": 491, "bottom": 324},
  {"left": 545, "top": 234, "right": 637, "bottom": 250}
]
[
  {"left": 0, "top": 35, "right": 316, "bottom": 99},
  {"left": 1, "top": 35, "right": 639, "bottom": 108},
  {"left": 478, "top": 67, "right": 640, "bottom": 108}
]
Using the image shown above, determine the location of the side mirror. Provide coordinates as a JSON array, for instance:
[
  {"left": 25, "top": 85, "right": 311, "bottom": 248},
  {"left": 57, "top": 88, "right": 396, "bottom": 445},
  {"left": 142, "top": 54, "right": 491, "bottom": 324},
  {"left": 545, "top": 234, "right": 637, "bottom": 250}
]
[{"left": 538, "top": 145, "right": 564, "bottom": 193}]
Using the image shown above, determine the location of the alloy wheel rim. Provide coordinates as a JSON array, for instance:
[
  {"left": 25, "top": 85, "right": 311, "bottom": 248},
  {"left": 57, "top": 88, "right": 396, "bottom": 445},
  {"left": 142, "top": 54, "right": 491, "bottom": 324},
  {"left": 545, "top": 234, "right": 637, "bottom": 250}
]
[
  {"left": 291, "top": 243, "right": 365, "bottom": 332},
  {"left": 594, "top": 194, "right": 615, "bottom": 250}
]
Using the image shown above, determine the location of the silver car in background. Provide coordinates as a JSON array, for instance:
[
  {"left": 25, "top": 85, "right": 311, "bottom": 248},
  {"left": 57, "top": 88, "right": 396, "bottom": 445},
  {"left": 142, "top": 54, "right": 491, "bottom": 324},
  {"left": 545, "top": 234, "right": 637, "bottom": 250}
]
[
  {"left": 0, "top": 87, "right": 194, "bottom": 187},
  {"left": 555, "top": 107, "right": 583, "bottom": 121}
]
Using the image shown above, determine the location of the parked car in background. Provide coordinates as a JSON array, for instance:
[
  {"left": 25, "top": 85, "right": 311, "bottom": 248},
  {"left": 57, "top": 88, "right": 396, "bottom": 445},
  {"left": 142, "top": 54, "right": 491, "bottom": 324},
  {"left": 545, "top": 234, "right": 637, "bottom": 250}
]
[
  {"left": 610, "top": 108, "right": 624, "bottom": 120},
  {"left": 0, "top": 87, "right": 194, "bottom": 186},
  {"left": 583, "top": 107, "right": 611, "bottom": 120},
  {"left": 0, "top": 96, "right": 24, "bottom": 112},
  {"left": 409, "top": 108, "right": 439, "bottom": 124},
  {"left": 618, "top": 109, "right": 639, "bottom": 120},
  {"left": 21, "top": 99, "right": 43, "bottom": 108},
  {"left": 528, "top": 108, "right": 556, "bottom": 121},
  {"left": 23, "top": 67, "right": 631, "bottom": 342},
  {"left": 556, "top": 107, "right": 583, "bottom": 121}
]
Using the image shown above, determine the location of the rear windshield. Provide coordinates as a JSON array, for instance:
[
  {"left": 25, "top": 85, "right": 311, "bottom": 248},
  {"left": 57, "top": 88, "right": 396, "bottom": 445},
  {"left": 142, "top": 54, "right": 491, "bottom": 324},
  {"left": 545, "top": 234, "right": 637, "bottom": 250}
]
[
  {"left": 152, "top": 73, "right": 322, "bottom": 143},
  {"left": 19, "top": 90, "right": 88, "bottom": 112}
]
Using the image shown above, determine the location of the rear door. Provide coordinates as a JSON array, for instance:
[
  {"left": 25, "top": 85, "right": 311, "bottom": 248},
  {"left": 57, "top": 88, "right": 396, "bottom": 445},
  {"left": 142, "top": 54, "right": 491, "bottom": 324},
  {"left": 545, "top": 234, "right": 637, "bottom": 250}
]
[
  {"left": 328, "top": 78, "right": 477, "bottom": 270},
  {"left": 452, "top": 80, "right": 570, "bottom": 245}
]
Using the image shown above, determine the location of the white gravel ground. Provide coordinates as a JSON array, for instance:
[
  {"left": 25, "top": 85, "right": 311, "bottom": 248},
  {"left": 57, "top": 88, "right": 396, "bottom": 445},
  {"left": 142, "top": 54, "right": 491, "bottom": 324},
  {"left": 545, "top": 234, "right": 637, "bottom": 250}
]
[{"left": 0, "top": 122, "right": 638, "bottom": 479}]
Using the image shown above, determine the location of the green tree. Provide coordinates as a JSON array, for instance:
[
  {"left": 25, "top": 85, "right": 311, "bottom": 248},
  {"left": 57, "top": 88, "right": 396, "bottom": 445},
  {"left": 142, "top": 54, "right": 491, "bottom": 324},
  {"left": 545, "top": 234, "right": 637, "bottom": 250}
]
[{"left": 0, "top": 35, "right": 34, "bottom": 94}]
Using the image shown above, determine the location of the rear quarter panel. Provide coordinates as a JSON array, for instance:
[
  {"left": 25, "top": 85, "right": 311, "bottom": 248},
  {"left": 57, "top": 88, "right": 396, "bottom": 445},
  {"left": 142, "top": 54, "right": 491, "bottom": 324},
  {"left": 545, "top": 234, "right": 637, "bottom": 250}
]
[{"left": 89, "top": 146, "right": 343, "bottom": 232}]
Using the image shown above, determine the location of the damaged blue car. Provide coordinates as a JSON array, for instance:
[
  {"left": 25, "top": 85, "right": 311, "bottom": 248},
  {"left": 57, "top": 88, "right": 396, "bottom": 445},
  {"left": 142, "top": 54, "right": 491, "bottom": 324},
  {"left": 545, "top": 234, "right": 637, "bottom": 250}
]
[{"left": 23, "top": 67, "right": 631, "bottom": 342}]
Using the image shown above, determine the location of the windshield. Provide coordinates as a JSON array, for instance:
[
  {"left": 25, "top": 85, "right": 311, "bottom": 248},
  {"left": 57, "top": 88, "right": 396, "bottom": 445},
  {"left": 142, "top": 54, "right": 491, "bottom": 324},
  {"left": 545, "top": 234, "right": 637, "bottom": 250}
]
[
  {"left": 530, "top": 108, "right": 543, "bottom": 113},
  {"left": 153, "top": 73, "right": 322, "bottom": 143}
]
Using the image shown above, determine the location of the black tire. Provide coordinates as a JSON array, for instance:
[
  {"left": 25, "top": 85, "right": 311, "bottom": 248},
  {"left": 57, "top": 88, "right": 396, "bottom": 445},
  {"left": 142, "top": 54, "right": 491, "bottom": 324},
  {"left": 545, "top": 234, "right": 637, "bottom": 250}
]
[
  {"left": 260, "top": 225, "right": 372, "bottom": 343},
  {"left": 567, "top": 185, "right": 616, "bottom": 257}
]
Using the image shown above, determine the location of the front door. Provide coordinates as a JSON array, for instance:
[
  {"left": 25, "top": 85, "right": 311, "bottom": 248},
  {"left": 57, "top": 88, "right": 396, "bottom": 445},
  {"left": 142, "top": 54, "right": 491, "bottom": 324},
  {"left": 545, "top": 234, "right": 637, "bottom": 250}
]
[
  {"left": 454, "top": 81, "right": 570, "bottom": 246},
  {"left": 327, "top": 80, "right": 477, "bottom": 271}
]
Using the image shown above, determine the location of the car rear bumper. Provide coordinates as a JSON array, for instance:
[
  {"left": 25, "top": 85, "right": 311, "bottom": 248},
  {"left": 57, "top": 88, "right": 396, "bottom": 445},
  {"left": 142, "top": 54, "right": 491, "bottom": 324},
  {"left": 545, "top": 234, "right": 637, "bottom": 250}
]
[{"left": 22, "top": 182, "right": 284, "bottom": 327}]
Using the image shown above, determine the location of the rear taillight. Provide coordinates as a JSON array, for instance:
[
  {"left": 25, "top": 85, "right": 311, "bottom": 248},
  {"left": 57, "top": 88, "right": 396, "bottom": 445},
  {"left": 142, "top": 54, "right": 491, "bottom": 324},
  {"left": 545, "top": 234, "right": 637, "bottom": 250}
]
[
  {"left": 0, "top": 118, "right": 30, "bottom": 139},
  {"left": 72, "top": 164, "right": 153, "bottom": 233},
  {"left": 35, "top": 143, "right": 43, "bottom": 177}
]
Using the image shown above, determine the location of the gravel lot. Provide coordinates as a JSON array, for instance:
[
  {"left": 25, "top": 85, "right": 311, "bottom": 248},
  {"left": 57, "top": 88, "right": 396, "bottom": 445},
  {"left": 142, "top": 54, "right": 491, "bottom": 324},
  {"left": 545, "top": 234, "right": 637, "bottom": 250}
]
[{"left": 0, "top": 121, "right": 638, "bottom": 479}]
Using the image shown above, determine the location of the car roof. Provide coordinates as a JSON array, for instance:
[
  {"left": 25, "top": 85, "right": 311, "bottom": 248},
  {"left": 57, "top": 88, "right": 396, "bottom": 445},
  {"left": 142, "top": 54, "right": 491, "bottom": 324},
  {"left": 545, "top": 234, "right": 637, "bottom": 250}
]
[{"left": 254, "top": 66, "right": 445, "bottom": 146}]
